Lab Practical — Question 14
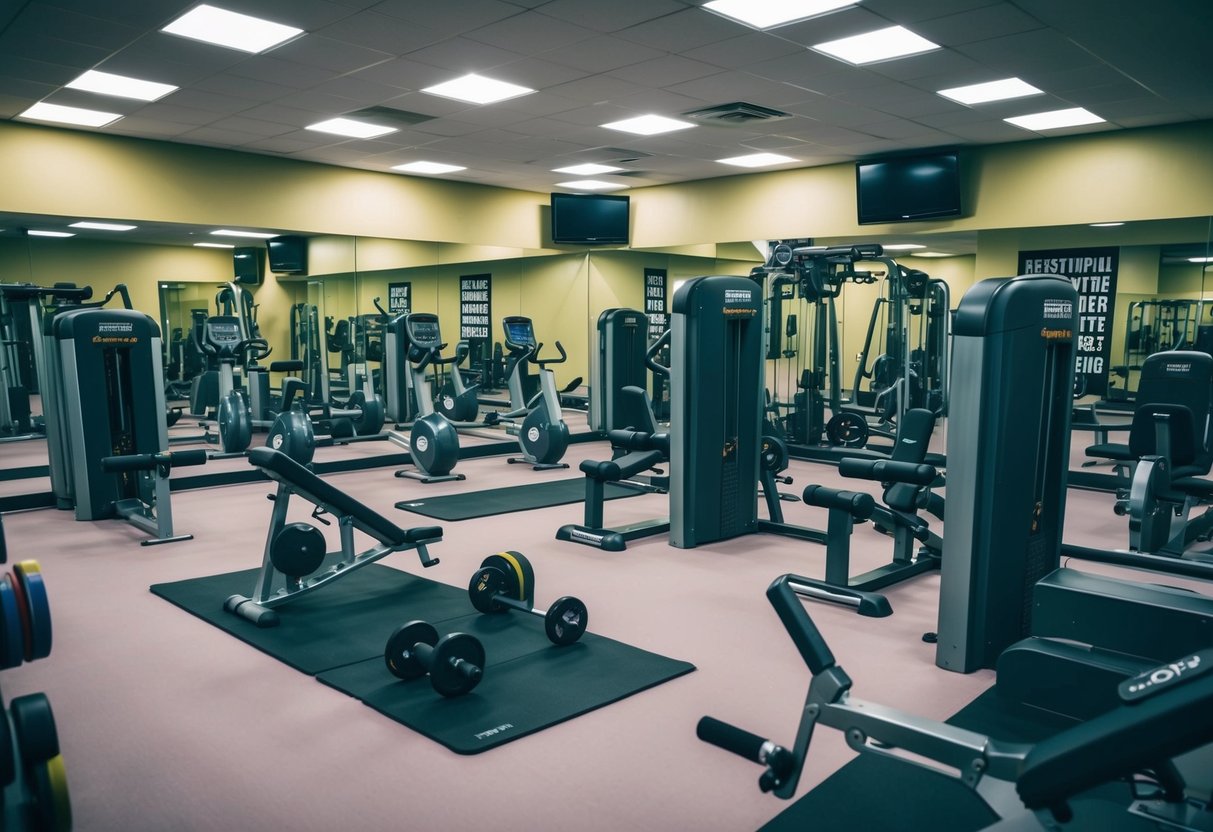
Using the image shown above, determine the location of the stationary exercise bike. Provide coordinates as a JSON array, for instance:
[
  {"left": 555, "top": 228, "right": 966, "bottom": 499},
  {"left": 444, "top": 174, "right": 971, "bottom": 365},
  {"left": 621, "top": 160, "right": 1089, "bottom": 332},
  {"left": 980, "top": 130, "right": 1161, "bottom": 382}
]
[
  {"left": 195, "top": 315, "right": 269, "bottom": 455},
  {"left": 433, "top": 341, "right": 480, "bottom": 424},
  {"left": 484, "top": 317, "right": 572, "bottom": 470},
  {"left": 385, "top": 313, "right": 465, "bottom": 483}
]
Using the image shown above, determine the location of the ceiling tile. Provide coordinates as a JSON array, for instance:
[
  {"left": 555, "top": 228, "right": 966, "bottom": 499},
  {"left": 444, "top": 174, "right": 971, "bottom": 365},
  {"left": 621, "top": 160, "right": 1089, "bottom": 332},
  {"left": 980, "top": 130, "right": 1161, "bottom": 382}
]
[
  {"left": 317, "top": 12, "right": 444, "bottom": 55},
  {"left": 614, "top": 8, "right": 740, "bottom": 52},
  {"left": 609, "top": 55, "right": 724, "bottom": 88},
  {"left": 535, "top": 0, "right": 686, "bottom": 33},
  {"left": 865, "top": 49, "right": 986, "bottom": 83},
  {"left": 0, "top": 33, "right": 112, "bottom": 70},
  {"left": 6, "top": 4, "right": 143, "bottom": 51},
  {"left": 402, "top": 37, "right": 528, "bottom": 73},
  {"left": 270, "top": 35, "right": 395, "bottom": 74},
  {"left": 954, "top": 29, "right": 1101, "bottom": 75},
  {"left": 860, "top": 0, "right": 1004, "bottom": 23},
  {"left": 369, "top": 0, "right": 522, "bottom": 35},
  {"left": 128, "top": 101, "right": 231, "bottom": 126},
  {"left": 273, "top": 90, "right": 368, "bottom": 115},
  {"left": 0, "top": 55, "right": 80, "bottom": 86},
  {"left": 190, "top": 73, "right": 299, "bottom": 102},
  {"left": 154, "top": 88, "right": 254, "bottom": 115},
  {"left": 104, "top": 116, "right": 200, "bottom": 138},
  {"left": 227, "top": 56, "right": 341, "bottom": 89},
  {"left": 773, "top": 6, "right": 906, "bottom": 48},
  {"left": 242, "top": 135, "right": 345, "bottom": 153},
  {"left": 682, "top": 32, "right": 805, "bottom": 71},
  {"left": 911, "top": 3, "right": 1043, "bottom": 46},
  {"left": 349, "top": 57, "right": 452, "bottom": 91},
  {"left": 545, "top": 74, "right": 652, "bottom": 102},
  {"left": 203, "top": 115, "right": 299, "bottom": 137},
  {"left": 179, "top": 126, "right": 271, "bottom": 146},
  {"left": 464, "top": 10, "right": 597, "bottom": 52},
  {"left": 540, "top": 35, "right": 666, "bottom": 74}
]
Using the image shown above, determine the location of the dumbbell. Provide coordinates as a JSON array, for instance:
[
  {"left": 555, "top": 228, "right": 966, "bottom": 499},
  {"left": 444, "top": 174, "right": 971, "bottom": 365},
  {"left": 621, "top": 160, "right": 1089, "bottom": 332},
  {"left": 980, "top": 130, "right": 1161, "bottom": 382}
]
[
  {"left": 1, "top": 692, "right": 72, "bottom": 831},
  {"left": 383, "top": 620, "right": 485, "bottom": 697},
  {"left": 468, "top": 562, "right": 588, "bottom": 646}
]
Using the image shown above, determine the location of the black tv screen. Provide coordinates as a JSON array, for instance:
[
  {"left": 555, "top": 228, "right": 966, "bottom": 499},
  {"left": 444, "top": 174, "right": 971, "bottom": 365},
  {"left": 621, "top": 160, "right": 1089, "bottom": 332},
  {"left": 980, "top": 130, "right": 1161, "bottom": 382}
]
[
  {"left": 550, "top": 193, "right": 630, "bottom": 245},
  {"left": 266, "top": 235, "right": 307, "bottom": 274},
  {"left": 233, "top": 247, "right": 263, "bottom": 284},
  {"left": 856, "top": 152, "right": 961, "bottom": 224}
]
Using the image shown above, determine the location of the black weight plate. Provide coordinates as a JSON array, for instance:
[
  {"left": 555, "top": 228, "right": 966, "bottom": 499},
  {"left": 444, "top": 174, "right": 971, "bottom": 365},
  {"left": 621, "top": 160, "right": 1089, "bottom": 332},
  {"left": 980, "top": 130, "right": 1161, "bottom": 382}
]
[
  {"left": 269, "top": 523, "right": 326, "bottom": 578},
  {"left": 267, "top": 411, "right": 315, "bottom": 467},
  {"left": 825, "top": 412, "right": 870, "bottom": 448},
  {"left": 13, "top": 563, "right": 51, "bottom": 661},
  {"left": 545, "top": 596, "right": 588, "bottom": 646},
  {"left": 355, "top": 395, "right": 385, "bottom": 436},
  {"left": 468, "top": 567, "right": 509, "bottom": 615},
  {"left": 384, "top": 620, "right": 438, "bottom": 681},
  {"left": 218, "top": 391, "right": 252, "bottom": 453},
  {"left": 0, "top": 512, "right": 6, "bottom": 564},
  {"left": 10, "top": 693, "right": 59, "bottom": 765},
  {"left": 478, "top": 551, "right": 534, "bottom": 605},
  {"left": 0, "top": 576, "right": 24, "bottom": 670},
  {"left": 0, "top": 692, "right": 13, "bottom": 786},
  {"left": 329, "top": 418, "right": 355, "bottom": 439},
  {"left": 7, "top": 568, "right": 33, "bottom": 664},
  {"left": 429, "top": 632, "right": 485, "bottom": 697},
  {"left": 29, "top": 755, "right": 72, "bottom": 832}
]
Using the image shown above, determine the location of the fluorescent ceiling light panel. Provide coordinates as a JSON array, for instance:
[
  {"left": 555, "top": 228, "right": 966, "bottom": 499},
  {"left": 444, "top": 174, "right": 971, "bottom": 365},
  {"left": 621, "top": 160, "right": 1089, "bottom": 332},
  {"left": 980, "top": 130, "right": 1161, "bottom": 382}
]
[
  {"left": 161, "top": 4, "right": 303, "bottom": 54},
  {"left": 937, "top": 78, "right": 1042, "bottom": 105},
  {"left": 210, "top": 229, "right": 277, "bottom": 239},
  {"left": 910, "top": 251, "right": 953, "bottom": 258},
  {"left": 421, "top": 73, "right": 533, "bottom": 105},
  {"left": 65, "top": 70, "right": 178, "bottom": 102},
  {"left": 27, "top": 230, "right": 75, "bottom": 238},
  {"left": 717, "top": 152, "right": 798, "bottom": 168},
  {"left": 882, "top": 243, "right": 926, "bottom": 251},
  {"left": 1188, "top": 256, "right": 1213, "bottom": 263},
  {"left": 305, "top": 117, "right": 396, "bottom": 139},
  {"left": 392, "top": 161, "right": 466, "bottom": 174},
  {"left": 1005, "top": 107, "right": 1104, "bottom": 131},
  {"left": 813, "top": 25, "right": 939, "bottom": 65},
  {"left": 601, "top": 114, "right": 695, "bottom": 136},
  {"left": 1090, "top": 222, "right": 1125, "bottom": 227},
  {"left": 18, "top": 102, "right": 122, "bottom": 128},
  {"left": 702, "top": 0, "right": 856, "bottom": 29},
  {"left": 194, "top": 242, "right": 234, "bottom": 249},
  {"left": 552, "top": 163, "right": 623, "bottom": 175},
  {"left": 69, "top": 221, "right": 137, "bottom": 231},
  {"left": 555, "top": 180, "right": 627, "bottom": 191}
]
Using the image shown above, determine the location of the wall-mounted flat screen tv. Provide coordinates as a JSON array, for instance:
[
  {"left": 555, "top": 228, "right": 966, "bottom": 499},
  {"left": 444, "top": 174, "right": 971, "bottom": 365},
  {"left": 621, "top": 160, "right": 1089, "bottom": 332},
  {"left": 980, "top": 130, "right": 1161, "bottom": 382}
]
[
  {"left": 550, "top": 193, "right": 630, "bottom": 245},
  {"left": 266, "top": 235, "right": 307, "bottom": 274},
  {"left": 856, "top": 152, "right": 961, "bottom": 224},
  {"left": 233, "top": 247, "right": 264, "bottom": 284}
]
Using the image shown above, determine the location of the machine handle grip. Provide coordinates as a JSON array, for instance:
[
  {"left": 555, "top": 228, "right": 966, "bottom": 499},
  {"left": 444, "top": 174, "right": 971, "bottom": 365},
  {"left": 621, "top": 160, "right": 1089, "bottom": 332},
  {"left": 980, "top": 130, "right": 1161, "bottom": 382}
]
[
  {"left": 838, "top": 458, "right": 936, "bottom": 485},
  {"left": 766, "top": 575, "right": 837, "bottom": 676},
  {"left": 101, "top": 449, "right": 208, "bottom": 473},
  {"left": 697, "top": 717, "right": 769, "bottom": 763}
]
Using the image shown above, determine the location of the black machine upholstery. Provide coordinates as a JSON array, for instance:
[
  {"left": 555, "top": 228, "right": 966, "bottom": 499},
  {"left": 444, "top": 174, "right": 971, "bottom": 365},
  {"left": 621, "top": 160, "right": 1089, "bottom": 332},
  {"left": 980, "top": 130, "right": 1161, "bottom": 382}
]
[
  {"left": 248, "top": 447, "right": 440, "bottom": 546},
  {"left": 1087, "top": 350, "right": 1213, "bottom": 474}
]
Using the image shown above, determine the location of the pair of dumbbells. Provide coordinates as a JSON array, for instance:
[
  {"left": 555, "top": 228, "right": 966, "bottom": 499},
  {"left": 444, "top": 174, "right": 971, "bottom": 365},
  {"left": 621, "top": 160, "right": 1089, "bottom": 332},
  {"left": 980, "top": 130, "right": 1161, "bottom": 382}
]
[{"left": 382, "top": 552, "right": 589, "bottom": 697}]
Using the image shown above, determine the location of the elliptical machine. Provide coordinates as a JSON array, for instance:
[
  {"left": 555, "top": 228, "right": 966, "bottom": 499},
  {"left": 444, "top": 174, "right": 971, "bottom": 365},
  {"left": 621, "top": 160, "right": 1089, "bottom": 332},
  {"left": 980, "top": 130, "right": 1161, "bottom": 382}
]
[
  {"left": 384, "top": 313, "right": 465, "bottom": 483},
  {"left": 484, "top": 316, "right": 571, "bottom": 470},
  {"left": 195, "top": 315, "right": 269, "bottom": 455}
]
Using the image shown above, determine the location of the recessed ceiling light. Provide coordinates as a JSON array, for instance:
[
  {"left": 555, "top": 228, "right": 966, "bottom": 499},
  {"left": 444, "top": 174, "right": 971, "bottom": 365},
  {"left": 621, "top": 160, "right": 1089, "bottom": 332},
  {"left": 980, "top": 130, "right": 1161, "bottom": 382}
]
[
  {"left": 27, "top": 230, "right": 75, "bottom": 238},
  {"left": 1188, "top": 256, "right": 1213, "bottom": 264},
  {"left": 161, "top": 4, "right": 303, "bottom": 54},
  {"left": 305, "top": 117, "right": 396, "bottom": 139},
  {"left": 813, "top": 25, "right": 939, "bottom": 65},
  {"left": 18, "top": 102, "right": 122, "bottom": 128},
  {"left": 421, "top": 73, "right": 534, "bottom": 105},
  {"left": 392, "top": 161, "right": 466, "bottom": 175},
  {"left": 1004, "top": 108, "right": 1105, "bottom": 131},
  {"left": 702, "top": 0, "right": 856, "bottom": 29},
  {"left": 556, "top": 180, "right": 627, "bottom": 191},
  {"left": 882, "top": 243, "right": 926, "bottom": 251},
  {"left": 195, "top": 242, "right": 235, "bottom": 249},
  {"left": 717, "top": 152, "right": 798, "bottom": 168},
  {"left": 211, "top": 229, "right": 278, "bottom": 239},
  {"left": 601, "top": 114, "right": 695, "bottom": 136},
  {"left": 1090, "top": 222, "right": 1125, "bottom": 228},
  {"left": 910, "top": 251, "right": 954, "bottom": 258},
  {"left": 552, "top": 163, "right": 623, "bottom": 176},
  {"left": 69, "top": 221, "right": 137, "bottom": 231},
  {"left": 65, "top": 70, "right": 178, "bottom": 102},
  {"left": 936, "top": 78, "right": 1042, "bottom": 106}
]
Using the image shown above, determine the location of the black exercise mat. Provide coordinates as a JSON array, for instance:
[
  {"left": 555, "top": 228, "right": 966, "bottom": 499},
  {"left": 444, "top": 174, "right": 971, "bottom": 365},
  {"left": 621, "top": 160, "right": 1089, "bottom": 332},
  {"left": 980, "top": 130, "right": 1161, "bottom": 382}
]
[
  {"left": 318, "top": 611, "right": 696, "bottom": 754},
  {"left": 759, "top": 688, "right": 1131, "bottom": 832},
  {"left": 150, "top": 564, "right": 471, "bottom": 675},
  {"left": 395, "top": 477, "right": 644, "bottom": 521}
]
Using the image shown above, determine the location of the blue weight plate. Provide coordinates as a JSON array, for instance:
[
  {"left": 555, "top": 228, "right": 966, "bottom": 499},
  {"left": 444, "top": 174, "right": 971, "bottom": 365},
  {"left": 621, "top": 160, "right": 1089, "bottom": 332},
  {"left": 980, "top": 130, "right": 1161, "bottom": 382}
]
[{"left": 13, "top": 565, "right": 51, "bottom": 661}]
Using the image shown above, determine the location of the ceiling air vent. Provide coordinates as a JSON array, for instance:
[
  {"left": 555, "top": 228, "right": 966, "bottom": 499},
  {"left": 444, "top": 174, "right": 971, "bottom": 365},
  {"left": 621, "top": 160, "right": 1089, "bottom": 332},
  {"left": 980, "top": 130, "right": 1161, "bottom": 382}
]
[
  {"left": 683, "top": 102, "right": 790, "bottom": 126},
  {"left": 348, "top": 105, "right": 436, "bottom": 127}
]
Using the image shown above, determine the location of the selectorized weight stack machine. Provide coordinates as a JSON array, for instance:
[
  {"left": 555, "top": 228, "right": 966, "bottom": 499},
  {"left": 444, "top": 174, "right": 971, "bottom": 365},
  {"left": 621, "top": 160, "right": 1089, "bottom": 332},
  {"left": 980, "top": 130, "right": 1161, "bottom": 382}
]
[
  {"left": 50, "top": 302, "right": 203, "bottom": 544},
  {"left": 589, "top": 308, "right": 652, "bottom": 434}
]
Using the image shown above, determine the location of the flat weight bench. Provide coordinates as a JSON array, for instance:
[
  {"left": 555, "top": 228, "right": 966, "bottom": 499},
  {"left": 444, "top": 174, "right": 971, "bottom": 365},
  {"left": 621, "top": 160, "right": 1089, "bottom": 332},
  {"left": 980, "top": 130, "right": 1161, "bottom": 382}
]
[{"left": 224, "top": 447, "right": 443, "bottom": 627}]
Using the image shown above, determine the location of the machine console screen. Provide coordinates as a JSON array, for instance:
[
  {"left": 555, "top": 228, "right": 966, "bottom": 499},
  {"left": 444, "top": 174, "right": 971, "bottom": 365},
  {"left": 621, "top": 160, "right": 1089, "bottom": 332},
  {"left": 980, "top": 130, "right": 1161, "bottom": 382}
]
[{"left": 505, "top": 321, "right": 535, "bottom": 346}]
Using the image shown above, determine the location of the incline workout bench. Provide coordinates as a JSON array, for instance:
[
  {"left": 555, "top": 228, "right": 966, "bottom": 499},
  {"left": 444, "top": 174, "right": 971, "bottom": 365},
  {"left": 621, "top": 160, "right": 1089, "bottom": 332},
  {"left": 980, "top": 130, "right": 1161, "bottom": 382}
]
[{"left": 224, "top": 447, "right": 443, "bottom": 628}]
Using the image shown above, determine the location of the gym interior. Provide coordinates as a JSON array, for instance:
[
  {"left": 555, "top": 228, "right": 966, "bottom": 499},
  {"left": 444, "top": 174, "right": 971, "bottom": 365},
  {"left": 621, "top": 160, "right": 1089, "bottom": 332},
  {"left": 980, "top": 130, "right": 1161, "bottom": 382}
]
[{"left": 1, "top": 0, "right": 1212, "bottom": 829}]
